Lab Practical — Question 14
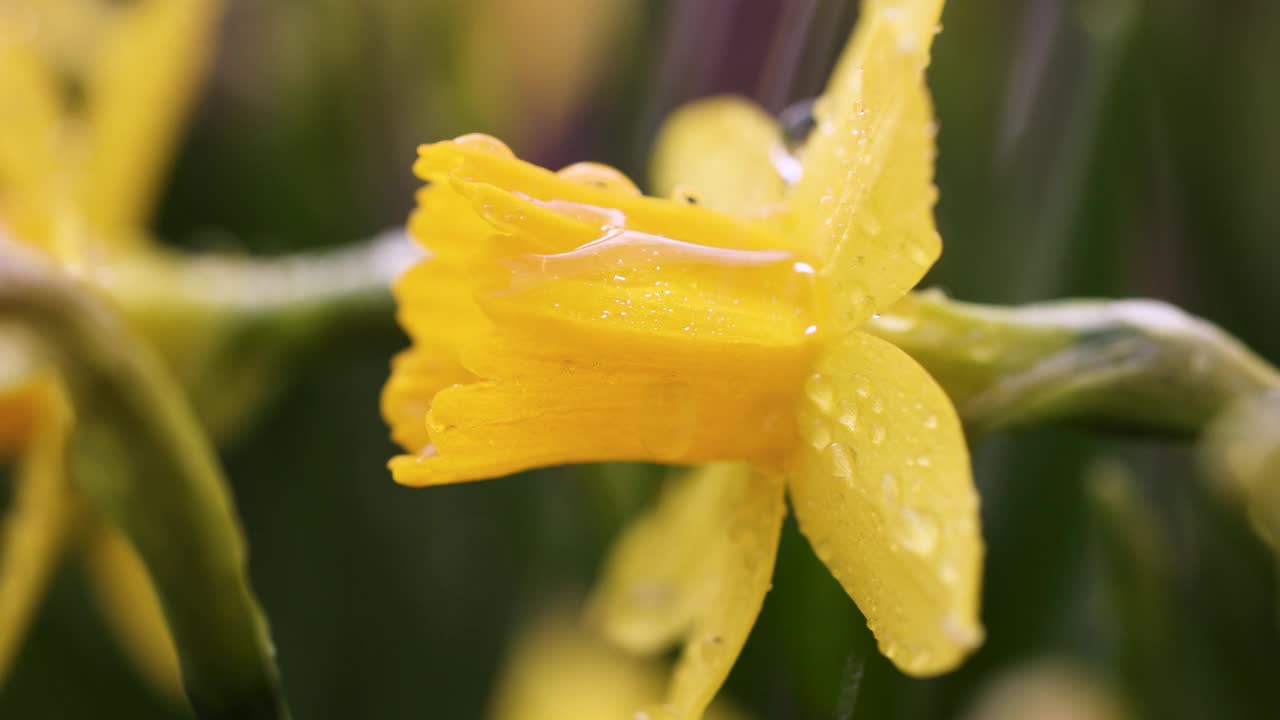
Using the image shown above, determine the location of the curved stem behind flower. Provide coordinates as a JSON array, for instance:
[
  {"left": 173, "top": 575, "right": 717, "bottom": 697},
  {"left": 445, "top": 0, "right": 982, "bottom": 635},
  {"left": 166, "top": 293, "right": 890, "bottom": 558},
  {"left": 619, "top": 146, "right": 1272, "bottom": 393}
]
[
  {"left": 866, "top": 290, "right": 1280, "bottom": 438},
  {"left": 107, "top": 230, "right": 419, "bottom": 441},
  {"left": 0, "top": 244, "right": 288, "bottom": 720}
]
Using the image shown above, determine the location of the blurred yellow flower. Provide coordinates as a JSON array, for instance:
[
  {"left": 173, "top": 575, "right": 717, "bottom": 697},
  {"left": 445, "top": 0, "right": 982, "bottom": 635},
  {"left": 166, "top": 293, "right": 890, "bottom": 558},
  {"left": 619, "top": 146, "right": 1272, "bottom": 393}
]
[
  {"left": 0, "top": 0, "right": 221, "bottom": 697},
  {"left": 961, "top": 660, "right": 1132, "bottom": 720},
  {"left": 489, "top": 606, "right": 745, "bottom": 720},
  {"left": 383, "top": 0, "right": 981, "bottom": 716}
]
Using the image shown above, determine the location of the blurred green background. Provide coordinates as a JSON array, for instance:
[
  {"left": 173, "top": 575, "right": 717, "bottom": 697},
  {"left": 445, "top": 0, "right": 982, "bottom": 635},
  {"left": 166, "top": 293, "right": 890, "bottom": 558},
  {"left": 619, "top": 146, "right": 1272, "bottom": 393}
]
[{"left": 3, "top": 0, "right": 1278, "bottom": 717}]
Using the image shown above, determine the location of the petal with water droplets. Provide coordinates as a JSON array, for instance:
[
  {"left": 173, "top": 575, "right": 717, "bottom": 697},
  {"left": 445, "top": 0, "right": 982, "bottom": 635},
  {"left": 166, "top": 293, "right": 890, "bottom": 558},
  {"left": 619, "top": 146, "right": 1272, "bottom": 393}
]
[
  {"left": 591, "top": 464, "right": 744, "bottom": 654},
  {"left": 664, "top": 466, "right": 786, "bottom": 719},
  {"left": 789, "top": 0, "right": 945, "bottom": 329},
  {"left": 789, "top": 330, "right": 984, "bottom": 676}
]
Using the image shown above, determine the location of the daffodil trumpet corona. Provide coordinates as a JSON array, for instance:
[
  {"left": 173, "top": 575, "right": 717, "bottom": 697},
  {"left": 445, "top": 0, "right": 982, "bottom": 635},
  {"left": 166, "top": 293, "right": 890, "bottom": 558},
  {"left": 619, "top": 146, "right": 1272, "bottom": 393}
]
[{"left": 382, "top": 1, "right": 983, "bottom": 717}]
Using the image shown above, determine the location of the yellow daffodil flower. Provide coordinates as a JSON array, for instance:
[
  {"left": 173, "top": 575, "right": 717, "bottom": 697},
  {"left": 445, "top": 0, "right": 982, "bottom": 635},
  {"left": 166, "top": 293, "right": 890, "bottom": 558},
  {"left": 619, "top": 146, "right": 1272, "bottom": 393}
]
[
  {"left": 382, "top": 1, "right": 982, "bottom": 716},
  {"left": 0, "top": 0, "right": 220, "bottom": 696}
]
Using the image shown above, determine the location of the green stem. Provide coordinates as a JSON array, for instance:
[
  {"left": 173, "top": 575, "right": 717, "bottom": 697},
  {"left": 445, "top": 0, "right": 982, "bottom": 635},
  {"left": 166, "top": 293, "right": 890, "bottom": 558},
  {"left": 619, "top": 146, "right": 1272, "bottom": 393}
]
[
  {"left": 865, "top": 289, "right": 1280, "bottom": 438},
  {"left": 0, "top": 244, "right": 289, "bottom": 720},
  {"left": 107, "top": 231, "right": 419, "bottom": 441}
]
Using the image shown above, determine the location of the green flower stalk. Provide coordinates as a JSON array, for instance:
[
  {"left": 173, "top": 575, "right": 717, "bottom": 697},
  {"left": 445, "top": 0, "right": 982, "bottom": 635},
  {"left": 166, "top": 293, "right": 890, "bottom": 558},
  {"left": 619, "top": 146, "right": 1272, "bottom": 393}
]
[
  {"left": 0, "top": 244, "right": 288, "bottom": 720},
  {"left": 866, "top": 290, "right": 1280, "bottom": 438}
]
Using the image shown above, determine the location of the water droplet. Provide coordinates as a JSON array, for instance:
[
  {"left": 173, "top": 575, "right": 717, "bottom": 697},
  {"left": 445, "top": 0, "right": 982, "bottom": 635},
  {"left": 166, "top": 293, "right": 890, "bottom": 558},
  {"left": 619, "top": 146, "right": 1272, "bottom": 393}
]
[
  {"left": 870, "top": 424, "right": 886, "bottom": 446},
  {"left": 872, "top": 312, "right": 917, "bottom": 333},
  {"left": 858, "top": 212, "right": 883, "bottom": 236},
  {"left": 898, "top": 507, "right": 938, "bottom": 555},
  {"left": 942, "top": 613, "right": 984, "bottom": 649},
  {"left": 807, "top": 418, "right": 832, "bottom": 449},
  {"left": 922, "top": 414, "right": 938, "bottom": 429},
  {"left": 557, "top": 162, "right": 641, "bottom": 195},
  {"left": 804, "top": 373, "right": 835, "bottom": 412},
  {"left": 453, "top": 133, "right": 514, "bottom": 157},
  {"left": 837, "top": 408, "right": 859, "bottom": 432},
  {"left": 916, "top": 455, "right": 931, "bottom": 467},
  {"left": 938, "top": 559, "right": 959, "bottom": 586},
  {"left": 823, "top": 442, "right": 854, "bottom": 480},
  {"left": 909, "top": 244, "right": 932, "bottom": 266},
  {"left": 882, "top": 473, "right": 899, "bottom": 503},
  {"left": 770, "top": 143, "right": 805, "bottom": 185}
]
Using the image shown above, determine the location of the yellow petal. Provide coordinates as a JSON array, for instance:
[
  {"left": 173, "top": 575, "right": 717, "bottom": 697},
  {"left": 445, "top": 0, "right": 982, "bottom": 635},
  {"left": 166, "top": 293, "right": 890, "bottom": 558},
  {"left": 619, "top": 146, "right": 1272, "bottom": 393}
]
[
  {"left": 84, "top": 521, "right": 182, "bottom": 699},
  {"left": 406, "top": 178, "right": 511, "bottom": 260},
  {"left": 0, "top": 377, "right": 78, "bottom": 682},
  {"left": 381, "top": 347, "right": 475, "bottom": 454},
  {"left": 390, "top": 360, "right": 802, "bottom": 486},
  {"left": 79, "top": 0, "right": 222, "bottom": 243},
  {"left": 414, "top": 137, "right": 790, "bottom": 253},
  {"left": 591, "top": 464, "right": 745, "bottom": 654},
  {"left": 591, "top": 464, "right": 786, "bottom": 720},
  {"left": 663, "top": 466, "right": 785, "bottom": 719},
  {"left": 649, "top": 96, "right": 788, "bottom": 218},
  {"left": 789, "top": 0, "right": 944, "bottom": 328},
  {"left": 0, "top": 23, "right": 60, "bottom": 249},
  {"left": 788, "top": 330, "right": 983, "bottom": 676}
]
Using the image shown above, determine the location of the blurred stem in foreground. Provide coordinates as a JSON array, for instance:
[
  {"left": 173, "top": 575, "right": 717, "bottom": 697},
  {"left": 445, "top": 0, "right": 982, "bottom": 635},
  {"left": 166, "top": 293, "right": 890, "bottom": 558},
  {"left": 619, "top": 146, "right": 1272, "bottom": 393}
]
[
  {"left": 1088, "top": 459, "right": 1177, "bottom": 720},
  {"left": 0, "top": 246, "right": 288, "bottom": 720},
  {"left": 110, "top": 230, "right": 419, "bottom": 443}
]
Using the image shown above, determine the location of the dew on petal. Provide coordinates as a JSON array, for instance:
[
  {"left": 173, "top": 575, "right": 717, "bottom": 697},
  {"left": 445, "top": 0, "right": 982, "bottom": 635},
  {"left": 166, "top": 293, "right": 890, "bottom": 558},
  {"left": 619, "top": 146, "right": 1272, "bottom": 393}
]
[
  {"left": 558, "top": 162, "right": 642, "bottom": 196},
  {"left": 942, "top": 612, "right": 985, "bottom": 650},
  {"left": 823, "top": 442, "right": 855, "bottom": 482},
  {"left": 453, "top": 132, "right": 514, "bottom": 157},
  {"left": 807, "top": 417, "right": 833, "bottom": 450},
  {"left": 837, "top": 408, "right": 859, "bottom": 432},
  {"left": 898, "top": 507, "right": 938, "bottom": 556},
  {"left": 870, "top": 424, "right": 887, "bottom": 446},
  {"left": 804, "top": 373, "right": 836, "bottom": 412},
  {"left": 882, "top": 472, "right": 900, "bottom": 504}
]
